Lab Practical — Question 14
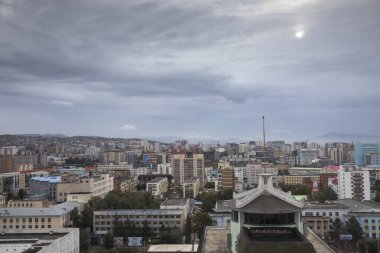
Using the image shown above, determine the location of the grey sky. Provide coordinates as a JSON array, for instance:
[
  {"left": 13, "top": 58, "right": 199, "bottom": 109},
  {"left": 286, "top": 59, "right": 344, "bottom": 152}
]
[{"left": 0, "top": 0, "right": 379, "bottom": 142}]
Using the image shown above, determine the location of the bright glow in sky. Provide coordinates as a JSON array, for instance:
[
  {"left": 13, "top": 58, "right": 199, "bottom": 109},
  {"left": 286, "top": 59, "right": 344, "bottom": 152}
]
[{"left": 295, "top": 31, "right": 305, "bottom": 38}]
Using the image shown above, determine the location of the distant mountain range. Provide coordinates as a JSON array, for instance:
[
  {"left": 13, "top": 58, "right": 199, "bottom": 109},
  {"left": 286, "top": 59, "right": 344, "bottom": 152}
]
[
  {"left": 1, "top": 132, "right": 380, "bottom": 144},
  {"left": 310, "top": 132, "right": 380, "bottom": 143}
]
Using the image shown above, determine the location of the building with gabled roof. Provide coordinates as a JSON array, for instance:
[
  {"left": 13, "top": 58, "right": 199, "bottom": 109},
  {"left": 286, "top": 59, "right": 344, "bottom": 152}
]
[{"left": 224, "top": 174, "right": 316, "bottom": 253}]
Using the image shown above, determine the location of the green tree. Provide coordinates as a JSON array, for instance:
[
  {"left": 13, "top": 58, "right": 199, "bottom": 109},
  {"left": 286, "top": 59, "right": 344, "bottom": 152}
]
[
  {"left": 17, "top": 189, "right": 26, "bottom": 200},
  {"left": 80, "top": 227, "right": 91, "bottom": 252},
  {"left": 196, "top": 192, "right": 218, "bottom": 212},
  {"left": 204, "top": 182, "right": 215, "bottom": 189},
  {"left": 103, "top": 231, "right": 114, "bottom": 249},
  {"left": 345, "top": 216, "right": 363, "bottom": 242},
  {"left": 70, "top": 207, "right": 81, "bottom": 228},
  {"left": 184, "top": 215, "right": 192, "bottom": 243},
  {"left": 193, "top": 212, "right": 212, "bottom": 238},
  {"left": 159, "top": 227, "right": 182, "bottom": 244},
  {"left": 217, "top": 189, "right": 234, "bottom": 200},
  {"left": 330, "top": 218, "right": 344, "bottom": 240},
  {"left": 80, "top": 204, "right": 93, "bottom": 229}
]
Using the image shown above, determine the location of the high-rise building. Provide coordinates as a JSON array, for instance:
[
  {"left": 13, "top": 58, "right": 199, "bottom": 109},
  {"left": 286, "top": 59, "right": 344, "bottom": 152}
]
[
  {"left": 171, "top": 154, "right": 204, "bottom": 187},
  {"left": 337, "top": 165, "right": 370, "bottom": 200},
  {"left": 355, "top": 142, "right": 380, "bottom": 166}
]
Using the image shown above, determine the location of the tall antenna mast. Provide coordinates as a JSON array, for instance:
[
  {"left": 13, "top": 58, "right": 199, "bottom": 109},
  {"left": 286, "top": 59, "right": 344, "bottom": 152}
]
[{"left": 262, "top": 115, "right": 266, "bottom": 148}]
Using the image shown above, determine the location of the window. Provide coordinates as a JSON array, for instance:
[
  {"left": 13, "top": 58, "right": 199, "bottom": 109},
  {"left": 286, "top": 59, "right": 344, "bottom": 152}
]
[
  {"left": 372, "top": 219, "right": 376, "bottom": 224},
  {"left": 47, "top": 225, "right": 51, "bottom": 228},
  {"left": 335, "top": 212, "right": 339, "bottom": 217},
  {"left": 232, "top": 211, "right": 239, "bottom": 222},
  {"left": 41, "top": 225, "right": 45, "bottom": 228},
  {"left": 47, "top": 218, "right": 51, "bottom": 222},
  {"left": 35, "top": 218, "right": 38, "bottom": 222},
  {"left": 22, "top": 218, "right": 26, "bottom": 223},
  {"left": 29, "top": 218, "right": 32, "bottom": 223},
  {"left": 329, "top": 212, "right": 332, "bottom": 216},
  {"left": 41, "top": 218, "right": 45, "bottom": 222},
  {"left": 28, "top": 225, "right": 32, "bottom": 229},
  {"left": 35, "top": 225, "right": 38, "bottom": 228},
  {"left": 365, "top": 219, "right": 369, "bottom": 224}
]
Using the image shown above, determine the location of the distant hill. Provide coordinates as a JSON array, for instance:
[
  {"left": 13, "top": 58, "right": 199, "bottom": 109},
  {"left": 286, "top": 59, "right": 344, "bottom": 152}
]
[{"left": 311, "top": 132, "right": 380, "bottom": 143}]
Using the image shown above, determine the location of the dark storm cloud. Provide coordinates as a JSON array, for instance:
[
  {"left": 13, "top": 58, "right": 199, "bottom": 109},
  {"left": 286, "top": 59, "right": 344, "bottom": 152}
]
[{"left": 0, "top": 0, "right": 379, "bottom": 139}]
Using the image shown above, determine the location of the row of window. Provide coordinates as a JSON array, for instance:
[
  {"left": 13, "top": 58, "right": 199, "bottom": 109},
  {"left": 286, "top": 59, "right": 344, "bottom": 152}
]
[
  {"left": 95, "top": 215, "right": 180, "bottom": 219},
  {"left": 364, "top": 219, "right": 380, "bottom": 224},
  {"left": 304, "top": 212, "right": 340, "bottom": 217},
  {"left": 3, "top": 218, "right": 52, "bottom": 223},
  {"left": 3, "top": 224, "right": 52, "bottom": 229}
]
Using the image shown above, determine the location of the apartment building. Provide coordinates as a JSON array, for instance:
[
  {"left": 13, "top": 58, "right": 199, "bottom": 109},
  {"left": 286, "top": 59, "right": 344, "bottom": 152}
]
[
  {"left": 337, "top": 165, "right": 370, "bottom": 200},
  {"left": 146, "top": 177, "right": 168, "bottom": 197},
  {"left": 172, "top": 154, "right": 204, "bottom": 188},
  {"left": 0, "top": 172, "right": 26, "bottom": 194},
  {"left": 219, "top": 168, "right": 235, "bottom": 190},
  {"left": 113, "top": 177, "right": 136, "bottom": 192},
  {"left": 183, "top": 177, "right": 200, "bottom": 199},
  {"left": 0, "top": 201, "right": 84, "bottom": 230}
]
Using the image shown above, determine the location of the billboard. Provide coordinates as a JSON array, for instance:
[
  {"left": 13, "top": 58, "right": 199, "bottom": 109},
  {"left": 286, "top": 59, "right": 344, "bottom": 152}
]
[
  {"left": 340, "top": 234, "right": 353, "bottom": 241},
  {"left": 128, "top": 237, "right": 142, "bottom": 246}
]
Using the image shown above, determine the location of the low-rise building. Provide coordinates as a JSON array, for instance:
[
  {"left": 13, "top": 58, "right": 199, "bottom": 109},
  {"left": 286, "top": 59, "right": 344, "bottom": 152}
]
[
  {"left": 302, "top": 203, "right": 349, "bottom": 238},
  {"left": 0, "top": 228, "right": 79, "bottom": 253},
  {"left": 114, "top": 177, "right": 136, "bottom": 192},
  {"left": 94, "top": 206, "right": 187, "bottom": 240},
  {"left": 336, "top": 199, "right": 380, "bottom": 239},
  {"left": 56, "top": 174, "right": 113, "bottom": 202},
  {"left": 0, "top": 201, "right": 84, "bottom": 230},
  {"left": 146, "top": 177, "right": 168, "bottom": 197},
  {"left": 7, "top": 199, "right": 50, "bottom": 208},
  {"left": 279, "top": 175, "right": 320, "bottom": 186}
]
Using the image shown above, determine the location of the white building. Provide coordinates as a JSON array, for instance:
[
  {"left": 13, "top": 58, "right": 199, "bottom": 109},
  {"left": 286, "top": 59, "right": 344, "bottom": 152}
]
[
  {"left": 337, "top": 165, "right": 370, "bottom": 201},
  {"left": 0, "top": 228, "right": 79, "bottom": 253},
  {"left": 146, "top": 177, "right": 168, "bottom": 197},
  {"left": 234, "top": 167, "right": 246, "bottom": 183}
]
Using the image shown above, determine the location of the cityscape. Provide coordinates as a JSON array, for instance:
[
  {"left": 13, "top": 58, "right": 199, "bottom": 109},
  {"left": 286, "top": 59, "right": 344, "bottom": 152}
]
[{"left": 0, "top": 0, "right": 380, "bottom": 253}]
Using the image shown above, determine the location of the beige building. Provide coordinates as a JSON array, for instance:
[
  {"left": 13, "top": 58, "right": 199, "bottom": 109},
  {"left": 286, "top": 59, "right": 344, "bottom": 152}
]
[
  {"left": 56, "top": 174, "right": 113, "bottom": 202},
  {"left": 172, "top": 154, "right": 204, "bottom": 187},
  {"left": 114, "top": 177, "right": 136, "bottom": 192},
  {"left": 146, "top": 177, "right": 168, "bottom": 197},
  {"left": 183, "top": 177, "right": 200, "bottom": 199},
  {"left": 0, "top": 201, "right": 84, "bottom": 230},
  {"left": 7, "top": 199, "right": 50, "bottom": 208},
  {"left": 279, "top": 175, "right": 320, "bottom": 186}
]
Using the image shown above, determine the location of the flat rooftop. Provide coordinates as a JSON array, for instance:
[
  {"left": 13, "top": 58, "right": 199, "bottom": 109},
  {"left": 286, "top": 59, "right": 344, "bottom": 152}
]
[
  {"left": 201, "top": 227, "right": 230, "bottom": 253},
  {"left": 148, "top": 244, "right": 198, "bottom": 253},
  {"left": 161, "top": 198, "right": 188, "bottom": 206}
]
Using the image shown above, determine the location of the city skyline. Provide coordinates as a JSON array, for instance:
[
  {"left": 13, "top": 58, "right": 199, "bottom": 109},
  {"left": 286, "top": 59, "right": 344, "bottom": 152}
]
[{"left": 0, "top": 0, "right": 379, "bottom": 141}]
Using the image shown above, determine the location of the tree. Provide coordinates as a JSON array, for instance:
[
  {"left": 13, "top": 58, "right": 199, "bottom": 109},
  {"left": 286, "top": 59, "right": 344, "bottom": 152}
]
[
  {"left": 192, "top": 212, "right": 212, "bottom": 238},
  {"left": 103, "top": 231, "right": 114, "bottom": 249},
  {"left": 330, "top": 218, "right": 344, "bottom": 240},
  {"left": 217, "top": 189, "right": 233, "bottom": 200},
  {"left": 6, "top": 191, "right": 15, "bottom": 202},
  {"left": 80, "top": 228, "right": 91, "bottom": 252},
  {"left": 345, "top": 216, "right": 363, "bottom": 242},
  {"left": 184, "top": 215, "right": 192, "bottom": 243},
  {"left": 17, "top": 189, "right": 26, "bottom": 200},
  {"left": 80, "top": 204, "right": 93, "bottom": 229},
  {"left": 315, "top": 188, "right": 338, "bottom": 203},
  {"left": 204, "top": 182, "right": 215, "bottom": 189},
  {"left": 159, "top": 228, "right": 182, "bottom": 244},
  {"left": 196, "top": 192, "right": 218, "bottom": 212},
  {"left": 70, "top": 207, "right": 81, "bottom": 228}
]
